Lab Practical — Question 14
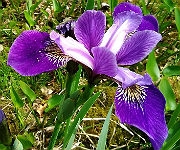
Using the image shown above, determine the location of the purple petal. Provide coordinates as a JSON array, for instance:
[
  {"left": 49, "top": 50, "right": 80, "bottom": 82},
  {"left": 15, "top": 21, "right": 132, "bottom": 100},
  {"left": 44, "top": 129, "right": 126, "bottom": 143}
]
[
  {"left": 0, "top": 109, "right": 5, "bottom": 123},
  {"left": 7, "top": 30, "right": 62, "bottom": 76},
  {"left": 113, "top": 2, "right": 142, "bottom": 18},
  {"left": 74, "top": 10, "right": 106, "bottom": 51},
  {"left": 115, "top": 84, "right": 168, "bottom": 150},
  {"left": 100, "top": 11, "right": 142, "bottom": 55},
  {"left": 138, "top": 15, "right": 159, "bottom": 32},
  {"left": 114, "top": 67, "right": 143, "bottom": 89},
  {"left": 137, "top": 74, "right": 153, "bottom": 86},
  {"left": 50, "top": 31, "right": 94, "bottom": 70},
  {"left": 91, "top": 47, "right": 118, "bottom": 77},
  {"left": 116, "top": 30, "right": 162, "bottom": 65}
]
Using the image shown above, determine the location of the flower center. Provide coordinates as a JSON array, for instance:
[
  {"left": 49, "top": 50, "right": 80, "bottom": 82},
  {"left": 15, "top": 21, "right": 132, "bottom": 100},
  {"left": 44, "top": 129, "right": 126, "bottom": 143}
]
[
  {"left": 116, "top": 84, "right": 147, "bottom": 110},
  {"left": 43, "top": 40, "right": 71, "bottom": 67}
]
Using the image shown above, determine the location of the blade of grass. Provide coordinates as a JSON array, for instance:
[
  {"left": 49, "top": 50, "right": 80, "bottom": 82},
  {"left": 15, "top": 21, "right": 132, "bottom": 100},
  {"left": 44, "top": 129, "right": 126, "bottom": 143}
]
[
  {"left": 24, "top": 10, "right": 36, "bottom": 27},
  {"left": 163, "top": 66, "right": 180, "bottom": 77},
  {"left": 85, "top": 0, "right": 94, "bottom": 10},
  {"left": 162, "top": 121, "right": 180, "bottom": 150},
  {"left": 18, "top": 81, "right": 40, "bottom": 125},
  {"left": 108, "top": 0, "right": 118, "bottom": 14},
  {"left": 10, "top": 86, "right": 24, "bottom": 108},
  {"left": 52, "top": 0, "right": 64, "bottom": 13},
  {"left": 159, "top": 77, "right": 177, "bottom": 111},
  {"left": 96, "top": 0, "right": 101, "bottom": 9},
  {"left": 175, "top": 7, "right": 180, "bottom": 39},
  {"left": 168, "top": 103, "right": 180, "bottom": 129},
  {"left": 141, "top": 0, "right": 149, "bottom": 14},
  {"left": 68, "top": 0, "right": 77, "bottom": 16},
  {"left": 30, "top": 0, "right": 42, "bottom": 13},
  {"left": 19, "top": 81, "right": 36, "bottom": 102},
  {"left": 65, "top": 119, "right": 80, "bottom": 150},
  {"left": 96, "top": 105, "right": 113, "bottom": 150},
  {"left": 163, "top": 0, "right": 175, "bottom": 11},
  {"left": 146, "top": 50, "right": 160, "bottom": 82}
]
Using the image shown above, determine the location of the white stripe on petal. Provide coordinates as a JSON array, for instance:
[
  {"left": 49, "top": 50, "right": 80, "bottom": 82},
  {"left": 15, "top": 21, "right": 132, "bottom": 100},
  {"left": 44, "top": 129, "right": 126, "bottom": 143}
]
[
  {"left": 50, "top": 31, "right": 94, "bottom": 70},
  {"left": 100, "top": 11, "right": 142, "bottom": 55}
]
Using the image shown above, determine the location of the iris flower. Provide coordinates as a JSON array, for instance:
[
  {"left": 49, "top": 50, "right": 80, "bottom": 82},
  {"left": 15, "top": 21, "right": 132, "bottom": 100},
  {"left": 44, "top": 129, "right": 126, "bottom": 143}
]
[{"left": 7, "top": 2, "right": 168, "bottom": 149}]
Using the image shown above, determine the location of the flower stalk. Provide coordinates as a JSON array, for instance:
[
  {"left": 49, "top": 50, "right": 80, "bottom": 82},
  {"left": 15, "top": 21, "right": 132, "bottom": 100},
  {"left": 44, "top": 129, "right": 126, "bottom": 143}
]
[
  {"left": 48, "top": 65, "right": 78, "bottom": 150},
  {"left": 76, "top": 83, "right": 94, "bottom": 108}
]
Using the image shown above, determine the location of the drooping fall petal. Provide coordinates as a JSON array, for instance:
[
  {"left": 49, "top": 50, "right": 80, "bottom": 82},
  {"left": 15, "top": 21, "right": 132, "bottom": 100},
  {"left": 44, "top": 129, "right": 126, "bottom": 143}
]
[
  {"left": 115, "top": 84, "right": 168, "bottom": 150},
  {"left": 8, "top": 30, "right": 63, "bottom": 76}
]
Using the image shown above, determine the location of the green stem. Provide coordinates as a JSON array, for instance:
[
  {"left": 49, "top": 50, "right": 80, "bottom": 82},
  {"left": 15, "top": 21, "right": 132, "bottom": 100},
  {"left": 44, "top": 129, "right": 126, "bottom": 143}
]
[
  {"left": 48, "top": 96, "right": 67, "bottom": 150},
  {"left": 65, "top": 73, "right": 75, "bottom": 99},
  {"left": 76, "top": 83, "right": 94, "bottom": 109},
  {"left": 62, "top": 83, "right": 95, "bottom": 149},
  {"left": 48, "top": 72, "right": 76, "bottom": 150}
]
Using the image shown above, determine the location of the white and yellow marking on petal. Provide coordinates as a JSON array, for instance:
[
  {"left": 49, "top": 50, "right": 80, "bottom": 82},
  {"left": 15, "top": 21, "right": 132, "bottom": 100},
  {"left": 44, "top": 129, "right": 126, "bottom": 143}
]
[{"left": 116, "top": 84, "right": 147, "bottom": 110}]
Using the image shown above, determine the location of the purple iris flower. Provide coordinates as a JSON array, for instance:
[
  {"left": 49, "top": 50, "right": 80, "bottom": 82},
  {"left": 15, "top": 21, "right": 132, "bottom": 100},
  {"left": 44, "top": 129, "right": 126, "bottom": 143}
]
[
  {"left": 7, "top": 13, "right": 118, "bottom": 78},
  {"left": 7, "top": 2, "right": 168, "bottom": 149}
]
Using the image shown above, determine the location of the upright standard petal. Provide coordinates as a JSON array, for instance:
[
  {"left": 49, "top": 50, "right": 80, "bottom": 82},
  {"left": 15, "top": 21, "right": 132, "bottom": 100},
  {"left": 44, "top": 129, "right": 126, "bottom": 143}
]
[
  {"left": 50, "top": 31, "right": 94, "bottom": 70},
  {"left": 116, "top": 30, "right": 162, "bottom": 65},
  {"left": 138, "top": 15, "right": 159, "bottom": 32},
  {"left": 91, "top": 47, "right": 118, "bottom": 77},
  {"left": 113, "top": 2, "right": 142, "bottom": 18},
  {"left": 113, "top": 3, "right": 159, "bottom": 32},
  {"left": 115, "top": 84, "right": 168, "bottom": 150},
  {"left": 7, "top": 30, "right": 63, "bottom": 76},
  {"left": 100, "top": 11, "right": 142, "bottom": 55},
  {"left": 74, "top": 10, "right": 106, "bottom": 52}
]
